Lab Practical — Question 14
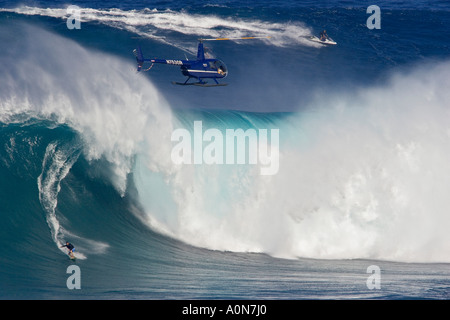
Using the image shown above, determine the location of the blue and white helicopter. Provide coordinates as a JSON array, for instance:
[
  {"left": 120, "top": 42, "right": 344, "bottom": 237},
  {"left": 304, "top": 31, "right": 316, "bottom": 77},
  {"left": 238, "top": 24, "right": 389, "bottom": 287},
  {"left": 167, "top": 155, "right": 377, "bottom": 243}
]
[{"left": 133, "top": 37, "right": 269, "bottom": 87}]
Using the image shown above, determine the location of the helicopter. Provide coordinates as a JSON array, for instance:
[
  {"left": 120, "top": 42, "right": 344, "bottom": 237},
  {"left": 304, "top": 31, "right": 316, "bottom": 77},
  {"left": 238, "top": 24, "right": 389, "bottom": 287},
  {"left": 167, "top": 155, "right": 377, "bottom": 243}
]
[{"left": 133, "top": 37, "right": 270, "bottom": 87}]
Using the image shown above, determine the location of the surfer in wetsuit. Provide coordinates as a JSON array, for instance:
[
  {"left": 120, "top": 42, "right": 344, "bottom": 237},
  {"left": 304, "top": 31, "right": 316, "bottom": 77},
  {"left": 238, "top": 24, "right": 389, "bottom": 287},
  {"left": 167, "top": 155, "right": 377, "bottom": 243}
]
[
  {"left": 61, "top": 241, "right": 75, "bottom": 257},
  {"left": 319, "top": 30, "right": 329, "bottom": 41}
]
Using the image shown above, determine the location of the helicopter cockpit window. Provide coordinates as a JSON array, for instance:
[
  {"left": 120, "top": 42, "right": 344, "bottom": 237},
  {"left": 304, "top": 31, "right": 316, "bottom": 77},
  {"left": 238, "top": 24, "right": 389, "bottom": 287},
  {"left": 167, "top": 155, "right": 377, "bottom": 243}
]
[{"left": 212, "top": 60, "right": 227, "bottom": 76}]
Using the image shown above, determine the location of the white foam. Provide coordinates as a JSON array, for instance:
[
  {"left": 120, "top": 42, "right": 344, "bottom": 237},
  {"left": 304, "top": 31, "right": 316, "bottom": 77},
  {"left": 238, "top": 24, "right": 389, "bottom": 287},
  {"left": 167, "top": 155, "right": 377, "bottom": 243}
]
[
  {"left": 38, "top": 142, "right": 83, "bottom": 256},
  {"left": 1, "top": 6, "right": 315, "bottom": 49}
]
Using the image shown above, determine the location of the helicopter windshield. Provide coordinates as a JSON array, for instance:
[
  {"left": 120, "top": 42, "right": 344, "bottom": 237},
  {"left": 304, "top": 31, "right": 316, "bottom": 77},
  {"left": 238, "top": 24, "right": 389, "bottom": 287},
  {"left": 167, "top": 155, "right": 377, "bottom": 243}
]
[{"left": 210, "top": 60, "right": 228, "bottom": 77}]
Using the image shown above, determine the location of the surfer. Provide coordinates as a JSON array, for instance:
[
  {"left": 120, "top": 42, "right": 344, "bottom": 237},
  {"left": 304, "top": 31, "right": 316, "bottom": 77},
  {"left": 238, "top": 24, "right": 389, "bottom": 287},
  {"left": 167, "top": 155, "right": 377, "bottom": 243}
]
[
  {"left": 319, "top": 30, "right": 329, "bottom": 41},
  {"left": 61, "top": 241, "right": 75, "bottom": 257}
]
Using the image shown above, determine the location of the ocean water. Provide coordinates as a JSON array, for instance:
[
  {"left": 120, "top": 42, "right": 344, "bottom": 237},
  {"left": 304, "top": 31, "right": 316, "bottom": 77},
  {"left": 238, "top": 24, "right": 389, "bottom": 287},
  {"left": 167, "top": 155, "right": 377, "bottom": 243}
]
[{"left": 1, "top": 0, "right": 450, "bottom": 301}]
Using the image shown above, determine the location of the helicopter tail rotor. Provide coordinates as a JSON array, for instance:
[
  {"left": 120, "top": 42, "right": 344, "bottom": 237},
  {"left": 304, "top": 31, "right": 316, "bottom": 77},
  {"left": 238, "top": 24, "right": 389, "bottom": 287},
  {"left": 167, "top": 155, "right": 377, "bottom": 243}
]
[
  {"left": 133, "top": 46, "right": 153, "bottom": 72},
  {"left": 133, "top": 46, "right": 145, "bottom": 72}
]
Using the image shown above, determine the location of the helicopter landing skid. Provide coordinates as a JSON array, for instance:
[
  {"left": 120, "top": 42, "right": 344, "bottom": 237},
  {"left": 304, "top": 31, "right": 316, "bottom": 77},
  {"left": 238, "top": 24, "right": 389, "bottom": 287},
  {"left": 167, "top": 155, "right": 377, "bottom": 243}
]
[
  {"left": 171, "top": 81, "right": 197, "bottom": 86},
  {"left": 171, "top": 81, "right": 227, "bottom": 87},
  {"left": 193, "top": 82, "right": 228, "bottom": 87}
]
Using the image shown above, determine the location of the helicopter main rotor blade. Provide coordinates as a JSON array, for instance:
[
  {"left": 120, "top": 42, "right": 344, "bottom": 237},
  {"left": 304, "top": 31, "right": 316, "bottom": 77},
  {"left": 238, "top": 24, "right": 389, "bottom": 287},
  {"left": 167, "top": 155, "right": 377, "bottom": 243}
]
[{"left": 199, "top": 36, "right": 271, "bottom": 41}]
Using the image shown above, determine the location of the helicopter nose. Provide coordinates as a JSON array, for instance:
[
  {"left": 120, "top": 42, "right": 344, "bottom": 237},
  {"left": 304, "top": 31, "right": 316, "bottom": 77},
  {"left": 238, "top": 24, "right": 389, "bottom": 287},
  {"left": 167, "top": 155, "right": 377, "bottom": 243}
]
[{"left": 216, "top": 60, "right": 228, "bottom": 77}]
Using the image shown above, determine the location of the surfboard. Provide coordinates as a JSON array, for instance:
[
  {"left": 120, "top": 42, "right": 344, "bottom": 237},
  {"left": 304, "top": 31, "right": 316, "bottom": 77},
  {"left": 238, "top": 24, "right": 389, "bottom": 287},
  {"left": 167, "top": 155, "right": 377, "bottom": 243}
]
[
  {"left": 310, "top": 36, "right": 337, "bottom": 45},
  {"left": 69, "top": 254, "right": 76, "bottom": 260}
]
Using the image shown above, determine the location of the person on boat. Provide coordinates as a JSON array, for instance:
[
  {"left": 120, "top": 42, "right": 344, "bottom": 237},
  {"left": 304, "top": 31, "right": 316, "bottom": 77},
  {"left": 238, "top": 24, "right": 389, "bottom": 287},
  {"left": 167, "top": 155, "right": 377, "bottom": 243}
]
[{"left": 319, "top": 30, "right": 329, "bottom": 41}]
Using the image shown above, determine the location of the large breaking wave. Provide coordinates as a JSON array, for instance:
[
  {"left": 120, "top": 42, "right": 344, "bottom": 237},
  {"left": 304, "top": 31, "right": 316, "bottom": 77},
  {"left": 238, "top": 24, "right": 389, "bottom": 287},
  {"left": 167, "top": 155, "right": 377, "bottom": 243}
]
[
  {"left": 1, "top": 19, "right": 450, "bottom": 263},
  {"left": 0, "top": 23, "right": 174, "bottom": 258}
]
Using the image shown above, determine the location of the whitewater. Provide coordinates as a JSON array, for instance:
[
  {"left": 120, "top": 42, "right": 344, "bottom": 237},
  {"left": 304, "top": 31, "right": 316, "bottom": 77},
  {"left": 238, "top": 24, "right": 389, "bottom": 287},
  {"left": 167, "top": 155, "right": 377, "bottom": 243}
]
[{"left": 1, "top": 1, "right": 450, "bottom": 300}]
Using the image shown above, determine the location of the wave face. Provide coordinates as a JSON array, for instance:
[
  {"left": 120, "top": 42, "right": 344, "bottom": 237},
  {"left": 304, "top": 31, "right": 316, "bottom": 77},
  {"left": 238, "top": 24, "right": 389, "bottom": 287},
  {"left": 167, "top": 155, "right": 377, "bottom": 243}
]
[{"left": 1, "top": 0, "right": 450, "bottom": 299}]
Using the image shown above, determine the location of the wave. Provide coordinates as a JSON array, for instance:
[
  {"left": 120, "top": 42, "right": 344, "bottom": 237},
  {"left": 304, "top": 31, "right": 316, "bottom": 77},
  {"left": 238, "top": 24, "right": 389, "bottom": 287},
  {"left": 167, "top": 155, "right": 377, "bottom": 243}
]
[
  {"left": 2, "top": 20, "right": 450, "bottom": 263},
  {"left": 0, "top": 23, "right": 174, "bottom": 258}
]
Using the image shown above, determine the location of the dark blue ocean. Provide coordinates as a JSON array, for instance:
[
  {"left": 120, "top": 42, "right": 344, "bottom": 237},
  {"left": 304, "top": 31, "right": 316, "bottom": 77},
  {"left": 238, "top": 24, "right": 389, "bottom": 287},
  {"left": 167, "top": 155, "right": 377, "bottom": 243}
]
[{"left": 1, "top": 0, "right": 450, "bottom": 302}]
